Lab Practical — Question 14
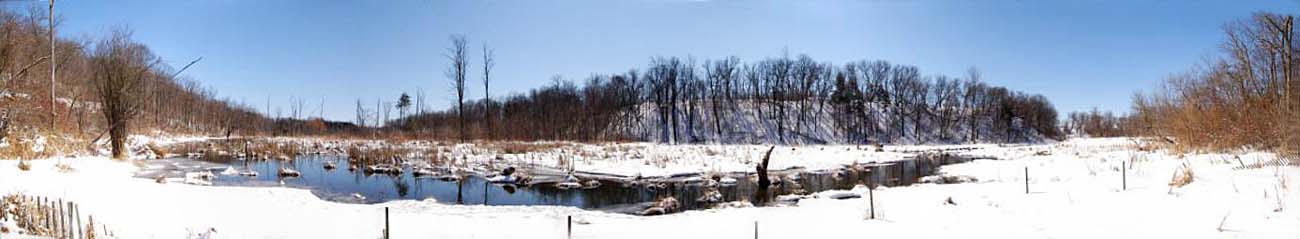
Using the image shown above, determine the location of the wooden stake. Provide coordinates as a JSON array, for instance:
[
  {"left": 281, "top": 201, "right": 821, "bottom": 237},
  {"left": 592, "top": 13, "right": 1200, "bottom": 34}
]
[
  {"left": 1122, "top": 161, "right": 1127, "bottom": 191},
  {"left": 76, "top": 203, "right": 83, "bottom": 239},
  {"left": 57, "top": 199, "right": 64, "bottom": 238},
  {"left": 39, "top": 198, "right": 48, "bottom": 231},
  {"left": 70, "top": 203, "right": 76, "bottom": 239},
  {"left": 1024, "top": 167, "right": 1029, "bottom": 194},
  {"left": 384, "top": 207, "right": 390, "bottom": 239},
  {"left": 868, "top": 185, "right": 875, "bottom": 219},
  {"left": 567, "top": 215, "right": 572, "bottom": 239},
  {"left": 66, "top": 201, "right": 72, "bottom": 239},
  {"left": 753, "top": 221, "right": 758, "bottom": 239}
]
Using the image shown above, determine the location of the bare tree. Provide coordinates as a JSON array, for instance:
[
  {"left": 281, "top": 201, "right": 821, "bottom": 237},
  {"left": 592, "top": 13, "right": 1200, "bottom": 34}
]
[
  {"left": 955, "top": 68, "right": 978, "bottom": 142},
  {"left": 355, "top": 99, "right": 368, "bottom": 127},
  {"left": 92, "top": 29, "right": 152, "bottom": 159},
  {"left": 416, "top": 88, "right": 426, "bottom": 115},
  {"left": 446, "top": 35, "right": 469, "bottom": 142},
  {"left": 482, "top": 43, "right": 494, "bottom": 140},
  {"left": 705, "top": 56, "right": 739, "bottom": 138}
]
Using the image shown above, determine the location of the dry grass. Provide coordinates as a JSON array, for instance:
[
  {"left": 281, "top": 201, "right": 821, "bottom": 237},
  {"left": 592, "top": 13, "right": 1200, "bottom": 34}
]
[
  {"left": 146, "top": 143, "right": 167, "bottom": 157},
  {"left": 1168, "top": 162, "right": 1195, "bottom": 188},
  {"left": 486, "top": 141, "right": 567, "bottom": 154},
  {"left": 1275, "top": 168, "right": 1289, "bottom": 212},
  {"left": 1, "top": 136, "right": 39, "bottom": 160},
  {"left": 55, "top": 163, "right": 74, "bottom": 173},
  {"left": 2, "top": 194, "right": 55, "bottom": 236},
  {"left": 16, "top": 160, "right": 30, "bottom": 171},
  {"left": 345, "top": 144, "right": 411, "bottom": 166}
]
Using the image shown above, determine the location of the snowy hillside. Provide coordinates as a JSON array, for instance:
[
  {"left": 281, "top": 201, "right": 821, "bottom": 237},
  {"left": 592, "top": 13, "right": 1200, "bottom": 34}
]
[{"left": 613, "top": 100, "right": 1054, "bottom": 145}]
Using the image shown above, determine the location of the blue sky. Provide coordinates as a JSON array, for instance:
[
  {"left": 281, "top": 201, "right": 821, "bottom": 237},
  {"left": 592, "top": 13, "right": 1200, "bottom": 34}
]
[{"left": 10, "top": 0, "right": 1300, "bottom": 121}]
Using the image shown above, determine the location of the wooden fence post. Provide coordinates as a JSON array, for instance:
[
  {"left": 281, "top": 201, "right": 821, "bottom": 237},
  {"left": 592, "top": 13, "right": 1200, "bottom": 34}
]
[
  {"left": 75, "top": 203, "right": 83, "bottom": 239},
  {"left": 384, "top": 207, "right": 390, "bottom": 239},
  {"left": 57, "top": 198, "right": 64, "bottom": 238},
  {"left": 1024, "top": 167, "right": 1029, "bottom": 194},
  {"left": 1122, "top": 161, "right": 1127, "bottom": 191},
  {"left": 753, "top": 221, "right": 758, "bottom": 239},
  {"left": 868, "top": 185, "right": 875, "bottom": 219},
  {"left": 567, "top": 215, "right": 572, "bottom": 239},
  {"left": 66, "top": 201, "right": 74, "bottom": 239},
  {"left": 39, "top": 198, "right": 48, "bottom": 231},
  {"left": 46, "top": 198, "right": 53, "bottom": 234}
]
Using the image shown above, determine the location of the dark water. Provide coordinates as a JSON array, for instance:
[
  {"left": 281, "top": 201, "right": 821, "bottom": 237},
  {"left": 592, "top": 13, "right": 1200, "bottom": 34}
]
[{"left": 200, "top": 153, "right": 969, "bottom": 214}]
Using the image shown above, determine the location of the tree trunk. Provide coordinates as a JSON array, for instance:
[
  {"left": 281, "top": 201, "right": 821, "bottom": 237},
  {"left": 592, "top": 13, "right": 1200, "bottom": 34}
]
[{"left": 756, "top": 146, "right": 775, "bottom": 189}]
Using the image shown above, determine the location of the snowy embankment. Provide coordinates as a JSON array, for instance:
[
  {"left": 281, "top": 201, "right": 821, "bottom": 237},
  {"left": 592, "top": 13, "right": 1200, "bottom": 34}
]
[
  {"left": 465, "top": 143, "right": 981, "bottom": 178},
  {"left": 2, "top": 137, "right": 1298, "bottom": 238},
  {"left": 250, "top": 137, "right": 995, "bottom": 178}
]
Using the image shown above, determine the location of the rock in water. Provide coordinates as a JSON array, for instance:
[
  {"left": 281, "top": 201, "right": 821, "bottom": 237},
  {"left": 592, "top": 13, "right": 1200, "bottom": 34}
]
[
  {"left": 279, "top": 168, "right": 302, "bottom": 177},
  {"left": 656, "top": 197, "right": 680, "bottom": 212},
  {"left": 718, "top": 177, "right": 738, "bottom": 187},
  {"left": 641, "top": 207, "right": 666, "bottom": 216},
  {"left": 220, "top": 166, "right": 239, "bottom": 175},
  {"left": 696, "top": 189, "right": 722, "bottom": 203},
  {"left": 502, "top": 166, "right": 516, "bottom": 177},
  {"left": 487, "top": 175, "right": 517, "bottom": 184},
  {"left": 556, "top": 182, "right": 582, "bottom": 190},
  {"left": 412, "top": 167, "right": 437, "bottom": 177},
  {"left": 582, "top": 180, "right": 602, "bottom": 189}
]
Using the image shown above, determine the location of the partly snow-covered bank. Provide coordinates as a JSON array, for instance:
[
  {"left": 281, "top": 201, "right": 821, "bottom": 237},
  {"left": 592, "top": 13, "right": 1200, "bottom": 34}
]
[
  {"left": 2, "top": 138, "right": 1297, "bottom": 238},
  {"left": 207, "top": 137, "right": 1000, "bottom": 178}
]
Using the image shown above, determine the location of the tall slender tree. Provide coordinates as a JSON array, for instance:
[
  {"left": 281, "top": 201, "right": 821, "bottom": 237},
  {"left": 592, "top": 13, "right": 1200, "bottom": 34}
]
[
  {"left": 446, "top": 35, "right": 469, "bottom": 142},
  {"left": 482, "top": 44, "right": 494, "bottom": 140}
]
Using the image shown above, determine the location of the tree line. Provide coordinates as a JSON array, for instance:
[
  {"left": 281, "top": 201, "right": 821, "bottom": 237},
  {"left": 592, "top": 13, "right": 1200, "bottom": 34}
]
[
  {"left": 1125, "top": 12, "right": 1298, "bottom": 156},
  {"left": 1, "top": 8, "right": 264, "bottom": 158},
  {"left": 1063, "top": 109, "right": 1137, "bottom": 138},
  {"left": 385, "top": 37, "right": 1062, "bottom": 144}
]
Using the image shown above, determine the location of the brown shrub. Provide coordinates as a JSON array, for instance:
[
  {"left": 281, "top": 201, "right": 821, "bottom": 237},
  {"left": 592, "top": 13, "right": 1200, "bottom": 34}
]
[
  {"left": 1168, "top": 163, "right": 1194, "bottom": 188},
  {"left": 16, "top": 160, "right": 30, "bottom": 171},
  {"left": 488, "top": 142, "right": 566, "bottom": 154}
]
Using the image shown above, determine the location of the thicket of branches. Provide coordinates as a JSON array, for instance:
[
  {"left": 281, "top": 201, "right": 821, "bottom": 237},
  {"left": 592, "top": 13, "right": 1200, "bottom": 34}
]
[
  {"left": 394, "top": 45, "right": 1061, "bottom": 144},
  {"left": 1063, "top": 109, "right": 1137, "bottom": 138},
  {"left": 1128, "top": 12, "right": 1298, "bottom": 156},
  {"left": 0, "top": 8, "right": 264, "bottom": 156}
]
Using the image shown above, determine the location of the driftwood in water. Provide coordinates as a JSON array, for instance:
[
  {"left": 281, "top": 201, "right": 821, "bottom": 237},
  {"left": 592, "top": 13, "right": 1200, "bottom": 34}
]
[{"left": 756, "top": 146, "right": 775, "bottom": 189}]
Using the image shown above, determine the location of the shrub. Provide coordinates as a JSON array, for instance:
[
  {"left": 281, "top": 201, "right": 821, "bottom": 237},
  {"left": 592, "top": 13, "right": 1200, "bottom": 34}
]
[
  {"left": 147, "top": 143, "right": 167, "bottom": 158},
  {"left": 1168, "top": 162, "right": 1194, "bottom": 188},
  {"left": 17, "top": 160, "right": 30, "bottom": 171}
]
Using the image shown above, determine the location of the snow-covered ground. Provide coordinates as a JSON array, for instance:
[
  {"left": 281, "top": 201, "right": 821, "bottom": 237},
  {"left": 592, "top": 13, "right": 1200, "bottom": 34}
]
[{"left": 1, "top": 137, "right": 1297, "bottom": 238}]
